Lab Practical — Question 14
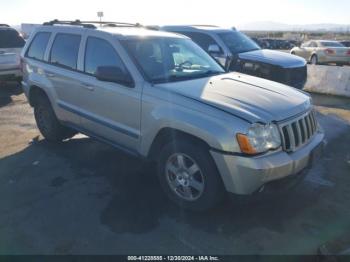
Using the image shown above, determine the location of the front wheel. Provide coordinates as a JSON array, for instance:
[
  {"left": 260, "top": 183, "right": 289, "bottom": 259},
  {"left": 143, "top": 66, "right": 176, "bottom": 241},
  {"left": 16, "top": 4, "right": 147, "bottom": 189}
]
[{"left": 157, "top": 139, "right": 225, "bottom": 211}]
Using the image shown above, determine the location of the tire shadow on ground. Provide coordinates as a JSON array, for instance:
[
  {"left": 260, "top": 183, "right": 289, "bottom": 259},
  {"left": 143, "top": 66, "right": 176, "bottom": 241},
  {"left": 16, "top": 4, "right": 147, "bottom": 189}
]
[{"left": 0, "top": 81, "right": 23, "bottom": 108}]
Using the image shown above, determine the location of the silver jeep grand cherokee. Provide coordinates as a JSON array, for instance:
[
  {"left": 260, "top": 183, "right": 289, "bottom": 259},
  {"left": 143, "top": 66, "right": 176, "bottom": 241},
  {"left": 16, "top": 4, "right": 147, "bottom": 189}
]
[{"left": 21, "top": 20, "right": 324, "bottom": 211}]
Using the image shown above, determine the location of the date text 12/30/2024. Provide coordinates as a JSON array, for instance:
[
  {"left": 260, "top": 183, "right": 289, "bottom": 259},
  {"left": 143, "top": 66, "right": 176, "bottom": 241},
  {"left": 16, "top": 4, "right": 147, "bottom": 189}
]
[{"left": 127, "top": 256, "right": 220, "bottom": 261}]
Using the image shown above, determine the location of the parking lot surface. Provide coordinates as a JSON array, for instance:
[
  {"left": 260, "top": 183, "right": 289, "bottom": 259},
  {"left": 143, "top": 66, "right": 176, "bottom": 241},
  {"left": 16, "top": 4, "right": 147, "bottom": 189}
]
[{"left": 0, "top": 82, "right": 350, "bottom": 255}]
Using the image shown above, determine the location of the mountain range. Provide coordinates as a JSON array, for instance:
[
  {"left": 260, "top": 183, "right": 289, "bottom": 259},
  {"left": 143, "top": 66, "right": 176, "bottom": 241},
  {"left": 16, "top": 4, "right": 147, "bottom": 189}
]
[{"left": 237, "top": 21, "right": 350, "bottom": 32}]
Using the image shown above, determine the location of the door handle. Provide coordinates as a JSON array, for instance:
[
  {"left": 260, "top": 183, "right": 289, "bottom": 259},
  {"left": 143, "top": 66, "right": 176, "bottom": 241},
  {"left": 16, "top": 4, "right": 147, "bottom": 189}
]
[
  {"left": 81, "top": 82, "right": 95, "bottom": 91},
  {"left": 46, "top": 72, "right": 56, "bottom": 78}
]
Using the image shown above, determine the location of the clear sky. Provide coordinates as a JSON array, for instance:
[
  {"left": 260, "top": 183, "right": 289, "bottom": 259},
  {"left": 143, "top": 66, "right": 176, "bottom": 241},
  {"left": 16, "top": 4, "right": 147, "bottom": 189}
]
[{"left": 1, "top": 0, "right": 349, "bottom": 26}]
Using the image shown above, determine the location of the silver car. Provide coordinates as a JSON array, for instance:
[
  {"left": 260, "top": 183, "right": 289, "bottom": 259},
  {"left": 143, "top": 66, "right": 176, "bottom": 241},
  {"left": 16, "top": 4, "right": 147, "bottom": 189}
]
[
  {"left": 0, "top": 25, "right": 25, "bottom": 82},
  {"left": 21, "top": 20, "right": 324, "bottom": 211},
  {"left": 291, "top": 40, "right": 350, "bottom": 65}
]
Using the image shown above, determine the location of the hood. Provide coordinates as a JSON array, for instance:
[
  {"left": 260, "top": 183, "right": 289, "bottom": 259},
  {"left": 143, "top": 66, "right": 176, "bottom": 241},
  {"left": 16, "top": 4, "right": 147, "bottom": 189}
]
[
  {"left": 238, "top": 49, "right": 306, "bottom": 68},
  {"left": 156, "top": 72, "right": 311, "bottom": 123}
]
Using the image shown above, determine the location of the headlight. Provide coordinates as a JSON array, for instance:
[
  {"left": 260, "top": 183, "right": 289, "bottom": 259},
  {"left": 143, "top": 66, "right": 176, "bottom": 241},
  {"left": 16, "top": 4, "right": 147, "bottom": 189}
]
[{"left": 236, "top": 123, "right": 281, "bottom": 155}]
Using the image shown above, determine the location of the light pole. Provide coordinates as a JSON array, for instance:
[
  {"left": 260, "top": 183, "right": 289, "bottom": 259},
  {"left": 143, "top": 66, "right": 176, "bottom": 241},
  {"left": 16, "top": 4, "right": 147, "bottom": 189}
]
[{"left": 97, "top": 11, "right": 104, "bottom": 27}]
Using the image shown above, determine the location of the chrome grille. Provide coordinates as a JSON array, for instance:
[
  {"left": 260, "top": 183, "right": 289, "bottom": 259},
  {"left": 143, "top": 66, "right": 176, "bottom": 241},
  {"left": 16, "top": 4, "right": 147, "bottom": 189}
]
[{"left": 279, "top": 110, "right": 318, "bottom": 152}]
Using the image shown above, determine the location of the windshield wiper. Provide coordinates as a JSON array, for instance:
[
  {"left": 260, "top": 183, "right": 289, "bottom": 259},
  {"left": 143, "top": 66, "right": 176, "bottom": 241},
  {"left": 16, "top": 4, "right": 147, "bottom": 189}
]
[
  {"left": 151, "top": 70, "right": 224, "bottom": 84},
  {"left": 201, "top": 70, "right": 224, "bottom": 76},
  {"left": 239, "top": 48, "right": 261, "bottom": 53}
]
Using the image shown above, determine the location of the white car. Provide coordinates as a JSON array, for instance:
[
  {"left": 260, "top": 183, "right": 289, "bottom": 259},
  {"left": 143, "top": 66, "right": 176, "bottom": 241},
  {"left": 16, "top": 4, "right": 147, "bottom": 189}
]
[
  {"left": 291, "top": 40, "right": 350, "bottom": 66},
  {"left": 0, "top": 25, "right": 25, "bottom": 83}
]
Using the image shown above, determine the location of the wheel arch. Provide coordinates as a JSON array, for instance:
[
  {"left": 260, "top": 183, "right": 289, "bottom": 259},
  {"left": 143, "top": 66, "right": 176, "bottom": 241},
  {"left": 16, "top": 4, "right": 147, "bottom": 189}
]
[
  {"left": 147, "top": 127, "right": 211, "bottom": 161},
  {"left": 28, "top": 85, "right": 49, "bottom": 107},
  {"left": 310, "top": 53, "right": 318, "bottom": 62}
]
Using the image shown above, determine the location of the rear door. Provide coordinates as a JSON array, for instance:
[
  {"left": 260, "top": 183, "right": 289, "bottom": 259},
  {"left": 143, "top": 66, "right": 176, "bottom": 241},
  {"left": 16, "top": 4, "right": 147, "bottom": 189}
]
[
  {"left": 45, "top": 32, "right": 84, "bottom": 126},
  {"left": 76, "top": 34, "right": 142, "bottom": 151},
  {"left": 0, "top": 28, "right": 25, "bottom": 71}
]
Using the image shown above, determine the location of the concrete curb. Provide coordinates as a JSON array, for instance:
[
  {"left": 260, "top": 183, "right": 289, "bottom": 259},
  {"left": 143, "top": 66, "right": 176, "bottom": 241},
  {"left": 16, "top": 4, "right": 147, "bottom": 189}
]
[{"left": 304, "top": 65, "right": 350, "bottom": 98}]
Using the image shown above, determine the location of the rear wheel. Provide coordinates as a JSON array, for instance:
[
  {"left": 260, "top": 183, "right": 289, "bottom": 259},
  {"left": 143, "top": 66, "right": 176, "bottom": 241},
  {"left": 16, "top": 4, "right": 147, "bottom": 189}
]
[
  {"left": 157, "top": 138, "right": 225, "bottom": 211},
  {"left": 310, "top": 55, "right": 318, "bottom": 65},
  {"left": 34, "top": 95, "right": 77, "bottom": 142}
]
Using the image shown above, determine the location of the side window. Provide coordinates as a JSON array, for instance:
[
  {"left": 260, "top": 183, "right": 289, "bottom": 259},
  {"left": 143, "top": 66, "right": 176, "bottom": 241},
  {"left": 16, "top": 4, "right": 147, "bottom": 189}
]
[
  {"left": 310, "top": 42, "right": 317, "bottom": 48},
  {"left": 84, "top": 37, "right": 127, "bottom": 75},
  {"left": 301, "top": 41, "right": 310, "bottom": 48},
  {"left": 26, "top": 32, "right": 51, "bottom": 60},
  {"left": 50, "top": 33, "right": 81, "bottom": 69},
  {"left": 179, "top": 32, "right": 221, "bottom": 53}
]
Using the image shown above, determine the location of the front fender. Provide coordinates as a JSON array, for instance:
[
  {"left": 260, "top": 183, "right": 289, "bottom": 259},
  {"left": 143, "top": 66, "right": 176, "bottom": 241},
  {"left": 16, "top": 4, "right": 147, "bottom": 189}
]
[{"left": 139, "top": 98, "right": 249, "bottom": 157}]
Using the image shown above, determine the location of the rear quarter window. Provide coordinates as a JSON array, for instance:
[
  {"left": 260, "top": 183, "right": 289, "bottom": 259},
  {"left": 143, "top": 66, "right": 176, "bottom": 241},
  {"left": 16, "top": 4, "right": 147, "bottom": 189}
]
[
  {"left": 50, "top": 33, "right": 81, "bottom": 70},
  {"left": 26, "top": 32, "right": 51, "bottom": 60},
  {"left": 0, "top": 29, "right": 25, "bottom": 48}
]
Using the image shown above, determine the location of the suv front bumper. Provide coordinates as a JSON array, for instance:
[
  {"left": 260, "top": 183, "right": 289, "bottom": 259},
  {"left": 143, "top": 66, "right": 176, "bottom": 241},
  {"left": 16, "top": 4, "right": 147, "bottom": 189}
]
[{"left": 210, "top": 131, "right": 325, "bottom": 195}]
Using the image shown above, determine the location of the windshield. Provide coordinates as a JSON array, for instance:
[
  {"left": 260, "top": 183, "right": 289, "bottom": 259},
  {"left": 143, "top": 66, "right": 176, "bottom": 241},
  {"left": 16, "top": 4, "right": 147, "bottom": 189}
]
[
  {"left": 320, "top": 41, "right": 345, "bottom": 47},
  {"left": 218, "top": 31, "right": 260, "bottom": 55},
  {"left": 122, "top": 37, "right": 225, "bottom": 84}
]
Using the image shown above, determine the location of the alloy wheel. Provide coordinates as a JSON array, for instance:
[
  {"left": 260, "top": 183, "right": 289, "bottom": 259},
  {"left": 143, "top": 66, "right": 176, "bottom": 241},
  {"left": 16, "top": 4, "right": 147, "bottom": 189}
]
[{"left": 165, "top": 153, "right": 205, "bottom": 201}]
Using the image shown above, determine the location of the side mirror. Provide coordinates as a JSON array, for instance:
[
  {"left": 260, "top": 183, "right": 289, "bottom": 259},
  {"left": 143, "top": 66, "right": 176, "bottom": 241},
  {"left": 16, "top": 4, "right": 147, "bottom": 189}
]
[
  {"left": 208, "top": 44, "right": 221, "bottom": 54},
  {"left": 95, "top": 66, "right": 134, "bottom": 87}
]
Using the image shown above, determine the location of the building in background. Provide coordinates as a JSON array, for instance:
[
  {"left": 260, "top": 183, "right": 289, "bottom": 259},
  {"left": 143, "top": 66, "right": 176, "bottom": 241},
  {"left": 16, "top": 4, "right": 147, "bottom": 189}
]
[{"left": 21, "top": 23, "right": 40, "bottom": 39}]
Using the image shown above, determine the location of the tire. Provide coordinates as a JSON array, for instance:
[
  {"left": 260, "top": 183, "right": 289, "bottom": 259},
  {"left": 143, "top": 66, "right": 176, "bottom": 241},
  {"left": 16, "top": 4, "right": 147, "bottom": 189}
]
[
  {"left": 310, "top": 55, "right": 318, "bottom": 65},
  {"left": 157, "top": 138, "right": 225, "bottom": 211},
  {"left": 291, "top": 51, "right": 295, "bottom": 55},
  {"left": 34, "top": 95, "right": 77, "bottom": 142}
]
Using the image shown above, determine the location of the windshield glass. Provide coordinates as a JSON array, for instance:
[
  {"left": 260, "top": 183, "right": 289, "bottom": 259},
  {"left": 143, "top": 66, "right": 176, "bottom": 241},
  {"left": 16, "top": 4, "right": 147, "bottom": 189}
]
[
  {"left": 122, "top": 37, "right": 225, "bottom": 83},
  {"left": 218, "top": 31, "right": 260, "bottom": 55},
  {"left": 320, "top": 41, "right": 345, "bottom": 47}
]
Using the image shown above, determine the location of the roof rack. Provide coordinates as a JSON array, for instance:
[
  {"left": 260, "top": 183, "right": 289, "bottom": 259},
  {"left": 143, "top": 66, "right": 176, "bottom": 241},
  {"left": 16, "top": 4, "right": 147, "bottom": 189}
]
[
  {"left": 0, "top": 24, "right": 10, "bottom": 27},
  {"left": 190, "top": 25, "right": 219, "bottom": 27},
  {"left": 43, "top": 19, "right": 142, "bottom": 29},
  {"left": 144, "top": 25, "right": 160, "bottom": 30}
]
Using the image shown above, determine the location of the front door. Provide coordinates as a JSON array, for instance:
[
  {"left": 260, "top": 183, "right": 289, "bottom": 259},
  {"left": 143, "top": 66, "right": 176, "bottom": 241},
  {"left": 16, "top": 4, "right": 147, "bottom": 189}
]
[{"left": 76, "top": 36, "right": 141, "bottom": 151}]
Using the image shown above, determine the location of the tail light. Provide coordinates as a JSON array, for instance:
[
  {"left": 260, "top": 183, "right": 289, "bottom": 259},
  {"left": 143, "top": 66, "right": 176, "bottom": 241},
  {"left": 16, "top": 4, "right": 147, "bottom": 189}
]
[
  {"left": 347, "top": 50, "right": 350, "bottom": 56},
  {"left": 19, "top": 58, "right": 24, "bottom": 73},
  {"left": 324, "top": 49, "right": 335, "bottom": 55}
]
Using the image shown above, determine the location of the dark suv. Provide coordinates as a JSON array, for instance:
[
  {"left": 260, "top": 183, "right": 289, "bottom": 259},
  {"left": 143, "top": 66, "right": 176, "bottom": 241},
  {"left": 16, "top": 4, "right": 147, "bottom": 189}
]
[{"left": 162, "top": 25, "right": 307, "bottom": 89}]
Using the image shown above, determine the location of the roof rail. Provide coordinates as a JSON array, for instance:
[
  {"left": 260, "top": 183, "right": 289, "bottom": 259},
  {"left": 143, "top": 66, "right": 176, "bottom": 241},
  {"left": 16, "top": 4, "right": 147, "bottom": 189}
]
[
  {"left": 84, "top": 21, "right": 143, "bottom": 27},
  {"left": 0, "top": 24, "right": 10, "bottom": 27},
  {"left": 190, "top": 25, "right": 219, "bottom": 27},
  {"left": 145, "top": 25, "right": 160, "bottom": 30},
  {"left": 43, "top": 20, "right": 96, "bottom": 28},
  {"left": 43, "top": 19, "right": 142, "bottom": 29}
]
